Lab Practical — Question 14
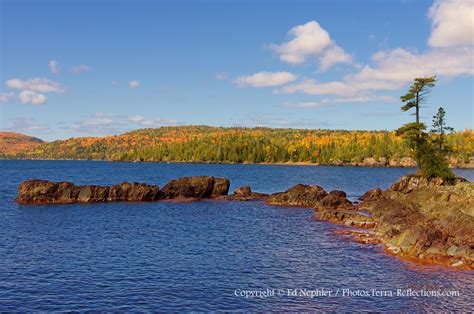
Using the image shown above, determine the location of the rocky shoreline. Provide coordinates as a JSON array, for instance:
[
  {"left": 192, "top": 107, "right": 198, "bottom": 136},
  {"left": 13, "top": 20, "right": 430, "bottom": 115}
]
[{"left": 16, "top": 175, "right": 473, "bottom": 270}]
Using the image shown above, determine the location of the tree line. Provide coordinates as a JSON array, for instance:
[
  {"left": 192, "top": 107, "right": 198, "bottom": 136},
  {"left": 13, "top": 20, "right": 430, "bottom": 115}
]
[{"left": 6, "top": 125, "right": 472, "bottom": 167}]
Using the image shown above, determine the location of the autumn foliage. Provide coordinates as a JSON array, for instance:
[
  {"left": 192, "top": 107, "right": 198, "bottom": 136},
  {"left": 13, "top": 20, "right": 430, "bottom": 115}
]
[
  {"left": 2, "top": 126, "right": 472, "bottom": 166},
  {"left": 0, "top": 132, "right": 44, "bottom": 154}
]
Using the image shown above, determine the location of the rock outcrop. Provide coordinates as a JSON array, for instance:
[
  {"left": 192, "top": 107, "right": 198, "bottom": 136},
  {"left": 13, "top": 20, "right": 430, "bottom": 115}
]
[
  {"left": 234, "top": 186, "right": 252, "bottom": 197},
  {"left": 266, "top": 184, "right": 327, "bottom": 207},
  {"left": 319, "top": 190, "right": 353, "bottom": 210},
  {"left": 389, "top": 174, "right": 466, "bottom": 193},
  {"left": 16, "top": 180, "right": 161, "bottom": 204},
  {"left": 315, "top": 209, "right": 375, "bottom": 228},
  {"left": 224, "top": 186, "right": 269, "bottom": 201},
  {"left": 160, "top": 176, "right": 229, "bottom": 198},
  {"left": 340, "top": 175, "right": 474, "bottom": 269},
  {"left": 16, "top": 176, "right": 230, "bottom": 204},
  {"left": 359, "top": 188, "right": 382, "bottom": 201}
]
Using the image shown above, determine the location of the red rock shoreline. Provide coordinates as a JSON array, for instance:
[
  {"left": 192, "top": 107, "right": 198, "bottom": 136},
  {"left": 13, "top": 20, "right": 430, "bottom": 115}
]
[{"left": 16, "top": 175, "right": 473, "bottom": 270}]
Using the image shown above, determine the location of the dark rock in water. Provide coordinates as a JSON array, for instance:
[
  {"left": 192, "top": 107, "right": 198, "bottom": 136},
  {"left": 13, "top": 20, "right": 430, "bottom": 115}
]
[
  {"left": 359, "top": 188, "right": 382, "bottom": 201},
  {"left": 329, "top": 190, "right": 347, "bottom": 198},
  {"left": 234, "top": 186, "right": 252, "bottom": 196},
  {"left": 161, "top": 176, "right": 229, "bottom": 198},
  {"left": 320, "top": 192, "right": 353, "bottom": 210},
  {"left": 109, "top": 182, "right": 162, "bottom": 202},
  {"left": 16, "top": 180, "right": 160, "bottom": 204},
  {"left": 267, "top": 184, "right": 327, "bottom": 207},
  {"left": 211, "top": 177, "right": 231, "bottom": 196}
]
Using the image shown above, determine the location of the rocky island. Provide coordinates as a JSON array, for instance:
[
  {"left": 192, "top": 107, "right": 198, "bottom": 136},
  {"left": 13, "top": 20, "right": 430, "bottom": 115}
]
[{"left": 16, "top": 174, "right": 473, "bottom": 270}]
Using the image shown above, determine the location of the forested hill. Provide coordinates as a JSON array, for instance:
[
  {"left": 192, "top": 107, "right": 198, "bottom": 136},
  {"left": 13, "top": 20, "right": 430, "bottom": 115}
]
[
  {"left": 0, "top": 132, "right": 45, "bottom": 154},
  {"left": 2, "top": 126, "right": 473, "bottom": 167}
]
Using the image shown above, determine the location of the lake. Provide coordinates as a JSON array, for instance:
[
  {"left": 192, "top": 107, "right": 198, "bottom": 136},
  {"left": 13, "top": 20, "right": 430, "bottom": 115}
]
[{"left": 0, "top": 160, "right": 473, "bottom": 311}]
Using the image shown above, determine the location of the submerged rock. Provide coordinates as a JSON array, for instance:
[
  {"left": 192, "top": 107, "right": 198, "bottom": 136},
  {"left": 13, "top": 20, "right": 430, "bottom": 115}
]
[
  {"left": 16, "top": 180, "right": 160, "bottom": 204},
  {"left": 266, "top": 184, "right": 327, "bottom": 207}
]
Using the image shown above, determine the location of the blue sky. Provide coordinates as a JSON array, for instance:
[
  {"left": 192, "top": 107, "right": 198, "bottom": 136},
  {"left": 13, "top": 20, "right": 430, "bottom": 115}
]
[{"left": 0, "top": 0, "right": 472, "bottom": 140}]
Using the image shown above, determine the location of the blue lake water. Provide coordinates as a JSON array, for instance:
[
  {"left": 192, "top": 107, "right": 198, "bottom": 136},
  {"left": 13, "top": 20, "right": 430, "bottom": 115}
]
[{"left": 0, "top": 160, "right": 473, "bottom": 311}]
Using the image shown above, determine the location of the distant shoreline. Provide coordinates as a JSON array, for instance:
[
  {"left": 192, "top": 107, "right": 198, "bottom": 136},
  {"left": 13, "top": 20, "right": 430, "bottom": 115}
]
[{"left": 2, "top": 158, "right": 474, "bottom": 169}]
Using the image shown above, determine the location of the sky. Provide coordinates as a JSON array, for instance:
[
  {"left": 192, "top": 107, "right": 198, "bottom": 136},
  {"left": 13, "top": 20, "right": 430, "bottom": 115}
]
[{"left": 0, "top": 0, "right": 473, "bottom": 141}]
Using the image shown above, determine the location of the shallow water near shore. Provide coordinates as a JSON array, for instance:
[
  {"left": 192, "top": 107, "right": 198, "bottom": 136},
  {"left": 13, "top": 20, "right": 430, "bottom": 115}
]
[{"left": 1, "top": 160, "right": 473, "bottom": 311}]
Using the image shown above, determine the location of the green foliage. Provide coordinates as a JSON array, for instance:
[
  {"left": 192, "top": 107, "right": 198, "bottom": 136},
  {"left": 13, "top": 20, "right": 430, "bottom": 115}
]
[
  {"left": 415, "top": 140, "right": 455, "bottom": 179},
  {"left": 400, "top": 76, "right": 437, "bottom": 123},
  {"left": 431, "top": 107, "right": 454, "bottom": 154},
  {"left": 397, "top": 77, "right": 455, "bottom": 179}
]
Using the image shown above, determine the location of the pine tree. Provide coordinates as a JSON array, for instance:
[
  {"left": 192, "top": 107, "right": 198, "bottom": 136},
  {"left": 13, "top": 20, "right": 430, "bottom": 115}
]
[
  {"left": 400, "top": 76, "right": 437, "bottom": 124},
  {"left": 430, "top": 107, "right": 454, "bottom": 153}
]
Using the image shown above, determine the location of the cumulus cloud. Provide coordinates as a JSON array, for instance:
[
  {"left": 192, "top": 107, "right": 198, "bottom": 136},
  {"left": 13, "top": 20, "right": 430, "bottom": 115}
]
[
  {"left": 279, "top": 0, "right": 474, "bottom": 99},
  {"left": 5, "top": 77, "right": 64, "bottom": 105},
  {"left": 281, "top": 46, "right": 473, "bottom": 98},
  {"left": 6, "top": 77, "right": 65, "bottom": 93},
  {"left": 71, "top": 64, "right": 91, "bottom": 74},
  {"left": 129, "top": 80, "right": 140, "bottom": 88},
  {"left": 234, "top": 71, "right": 297, "bottom": 87},
  {"left": 18, "top": 90, "right": 48, "bottom": 105},
  {"left": 428, "top": 0, "right": 474, "bottom": 47},
  {"left": 237, "top": 1, "right": 473, "bottom": 109},
  {"left": 271, "top": 21, "right": 352, "bottom": 70},
  {"left": 0, "top": 92, "right": 14, "bottom": 103},
  {"left": 48, "top": 60, "right": 61, "bottom": 74}
]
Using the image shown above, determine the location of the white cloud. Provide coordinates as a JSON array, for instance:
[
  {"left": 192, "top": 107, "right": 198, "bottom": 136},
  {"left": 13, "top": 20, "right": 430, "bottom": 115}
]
[
  {"left": 271, "top": 21, "right": 352, "bottom": 70},
  {"left": 280, "top": 46, "right": 473, "bottom": 97},
  {"left": 234, "top": 71, "right": 297, "bottom": 87},
  {"left": 48, "top": 60, "right": 61, "bottom": 74},
  {"left": 129, "top": 80, "right": 140, "bottom": 88},
  {"left": 140, "top": 118, "right": 178, "bottom": 126},
  {"left": 239, "top": 2, "right": 473, "bottom": 107},
  {"left": 4, "top": 117, "right": 50, "bottom": 133},
  {"left": 319, "top": 45, "right": 353, "bottom": 72},
  {"left": 6, "top": 77, "right": 65, "bottom": 93},
  {"left": 128, "top": 115, "right": 145, "bottom": 122},
  {"left": 111, "top": 80, "right": 118, "bottom": 86},
  {"left": 284, "top": 95, "right": 396, "bottom": 108},
  {"left": 71, "top": 64, "right": 91, "bottom": 74},
  {"left": 93, "top": 112, "right": 116, "bottom": 117},
  {"left": 18, "top": 90, "right": 48, "bottom": 105},
  {"left": 428, "top": 0, "right": 474, "bottom": 47},
  {"left": 82, "top": 118, "right": 114, "bottom": 126},
  {"left": 0, "top": 92, "right": 14, "bottom": 103},
  {"left": 127, "top": 114, "right": 178, "bottom": 126}
]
